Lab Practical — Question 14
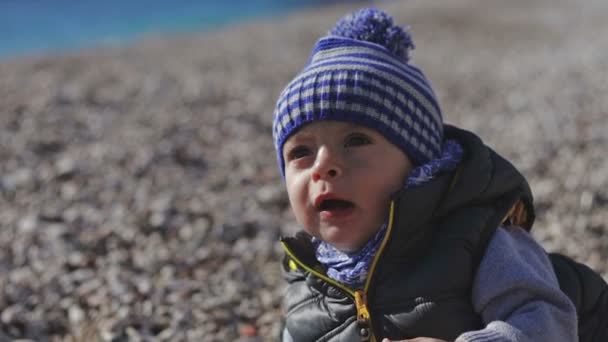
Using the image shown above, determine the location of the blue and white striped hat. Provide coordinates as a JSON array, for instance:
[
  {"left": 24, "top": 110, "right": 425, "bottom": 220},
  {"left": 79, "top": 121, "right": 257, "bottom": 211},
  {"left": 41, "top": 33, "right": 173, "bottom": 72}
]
[{"left": 273, "top": 8, "right": 444, "bottom": 176}]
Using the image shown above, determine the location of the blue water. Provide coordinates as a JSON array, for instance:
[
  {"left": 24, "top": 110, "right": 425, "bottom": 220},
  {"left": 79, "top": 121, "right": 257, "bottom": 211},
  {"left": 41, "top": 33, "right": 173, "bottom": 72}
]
[{"left": 0, "top": 0, "right": 366, "bottom": 59}]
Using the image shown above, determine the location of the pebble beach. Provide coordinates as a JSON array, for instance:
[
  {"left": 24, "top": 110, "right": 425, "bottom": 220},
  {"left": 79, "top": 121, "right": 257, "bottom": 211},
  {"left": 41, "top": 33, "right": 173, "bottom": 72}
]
[{"left": 0, "top": 0, "right": 607, "bottom": 340}]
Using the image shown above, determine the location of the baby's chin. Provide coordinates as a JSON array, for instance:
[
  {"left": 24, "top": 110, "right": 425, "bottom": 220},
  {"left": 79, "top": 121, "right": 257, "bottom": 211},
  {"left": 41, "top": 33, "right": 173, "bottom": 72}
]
[
  {"left": 313, "top": 224, "right": 380, "bottom": 252},
  {"left": 319, "top": 232, "right": 367, "bottom": 253}
]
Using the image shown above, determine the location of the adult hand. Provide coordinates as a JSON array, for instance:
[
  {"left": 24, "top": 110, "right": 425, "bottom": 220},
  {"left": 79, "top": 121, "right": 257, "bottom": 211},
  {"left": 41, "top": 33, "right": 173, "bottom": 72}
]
[{"left": 382, "top": 338, "right": 448, "bottom": 342}]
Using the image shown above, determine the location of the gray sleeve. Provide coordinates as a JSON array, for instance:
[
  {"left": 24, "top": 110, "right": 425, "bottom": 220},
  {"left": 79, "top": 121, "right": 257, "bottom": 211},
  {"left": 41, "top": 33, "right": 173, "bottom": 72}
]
[
  {"left": 455, "top": 226, "right": 578, "bottom": 342},
  {"left": 281, "top": 327, "right": 295, "bottom": 342}
]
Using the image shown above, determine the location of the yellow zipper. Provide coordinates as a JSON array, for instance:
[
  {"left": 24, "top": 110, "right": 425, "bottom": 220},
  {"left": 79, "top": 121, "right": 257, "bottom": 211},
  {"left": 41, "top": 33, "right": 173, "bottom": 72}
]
[
  {"left": 281, "top": 200, "right": 397, "bottom": 342},
  {"left": 281, "top": 241, "right": 355, "bottom": 296}
]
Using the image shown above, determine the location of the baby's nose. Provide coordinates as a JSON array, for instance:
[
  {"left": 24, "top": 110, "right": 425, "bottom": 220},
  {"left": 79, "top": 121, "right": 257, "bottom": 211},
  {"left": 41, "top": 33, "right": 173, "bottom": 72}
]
[{"left": 311, "top": 147, "right": 342, "bottom": 181}]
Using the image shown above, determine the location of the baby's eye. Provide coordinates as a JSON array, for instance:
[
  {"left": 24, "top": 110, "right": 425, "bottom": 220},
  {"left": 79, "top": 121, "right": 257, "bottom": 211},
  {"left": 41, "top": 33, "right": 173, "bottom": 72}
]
[
  {"left": 345, "top": 133, "right": 372, "bottom": 147},
  {"left": 286, "top": 145, "right": 311, "bottom": 161}
]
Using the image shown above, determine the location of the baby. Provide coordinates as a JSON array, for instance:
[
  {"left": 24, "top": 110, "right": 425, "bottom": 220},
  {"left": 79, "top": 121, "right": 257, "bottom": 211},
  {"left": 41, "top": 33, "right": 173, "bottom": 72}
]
[{"left": 272, "top": 8, "right": 577, "bottom": 342}]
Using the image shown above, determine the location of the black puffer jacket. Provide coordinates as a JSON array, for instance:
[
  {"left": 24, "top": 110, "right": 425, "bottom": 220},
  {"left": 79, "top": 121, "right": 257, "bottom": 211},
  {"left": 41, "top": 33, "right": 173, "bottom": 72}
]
[
  {"left": 281, "top": 126, "right": 535, "bottom": 341},
  {"left": 280, "top": 126, "right": 607, "bottom": 341}
]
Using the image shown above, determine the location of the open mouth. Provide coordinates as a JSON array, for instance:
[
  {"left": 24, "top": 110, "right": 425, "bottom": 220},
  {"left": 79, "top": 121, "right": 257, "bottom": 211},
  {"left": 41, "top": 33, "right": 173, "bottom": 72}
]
[{"left": 317, "top": 199, "right": 355, "bottom": 211}]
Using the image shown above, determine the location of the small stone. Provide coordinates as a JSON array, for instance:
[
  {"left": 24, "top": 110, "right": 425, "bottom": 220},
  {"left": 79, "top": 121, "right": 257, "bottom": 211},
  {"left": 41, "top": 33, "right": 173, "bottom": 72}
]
[
  {"left": 68, "top": 305, "right": 85, "bottom": 324},
  {"left": 149, "top": 211, "right": 167, "bottom": 228},
  {"left": 55, "top": 157, "right": 77, "bottom": 179},
  {"left": 67, "top": 252, "right": 87, "bottom": 268},
  {"left": 158, "top": 328, "right": 176, "bottom": 340},
  {"left": 126, "top": 327, "right": 142, "bottom": 342},
  {"left": 135, "top": 278, "right": 152, "bottom": 295},
  {"left": 1, "top": 305, "right": 22, "bottom": 324},
  {"left": 18, "top": 215, "right": 38, "bottom": 233},
  {"left": 60, "top": 182, "right": 79, "bottom": 200},
  {"left": 256, "top": 185, "right": 284, "bottom": 205},
  {"left": 3, "top": 168, "right": 33, "bottom": 190},
  {"left": 580, "top": 191, "right": 594, "bottom": 210}
]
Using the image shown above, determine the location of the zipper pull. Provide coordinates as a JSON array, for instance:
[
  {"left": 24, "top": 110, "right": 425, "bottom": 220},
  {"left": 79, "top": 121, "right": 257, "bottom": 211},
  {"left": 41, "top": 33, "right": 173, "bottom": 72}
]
[{"left": 355, "top": 291, "right": 373, "bottom": 341}]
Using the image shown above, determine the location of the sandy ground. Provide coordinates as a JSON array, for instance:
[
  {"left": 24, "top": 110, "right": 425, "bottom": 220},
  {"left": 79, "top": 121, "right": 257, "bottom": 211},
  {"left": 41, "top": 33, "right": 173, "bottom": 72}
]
[{"left": 0, "top": 0, "right": 606, "bottom": 340}]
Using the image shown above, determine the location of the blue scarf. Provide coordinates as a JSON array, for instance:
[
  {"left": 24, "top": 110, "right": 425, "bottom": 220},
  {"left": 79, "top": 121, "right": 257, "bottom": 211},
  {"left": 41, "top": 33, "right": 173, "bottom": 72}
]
[{"left": 312, "top": 140, "right": 464, "bottom": 289}]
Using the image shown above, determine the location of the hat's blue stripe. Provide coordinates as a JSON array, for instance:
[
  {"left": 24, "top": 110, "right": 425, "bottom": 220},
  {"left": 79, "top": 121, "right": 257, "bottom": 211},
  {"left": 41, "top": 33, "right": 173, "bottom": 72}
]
[
  {"left": 311, "top": 54, "right": 432, "bottom": 96},
  {"left": 281, "top": 73, "right": 440, "bottom": 131},
  {"left": 311, "top": 48, "right": 429, "bottom": 90},
  {"left": 280, "top": 68, "right": 437, "bottom": 126},
  {"left": 302, "top": 57, "right": 437, "bottom": 107},
  {"left": 276, "top": 93, "right": 440, "bottom": 152},
  {"left": 276, "top": 75, "right": 441, "bottom": 142},
  {"left": 297, "top": 59, "right": 441, "bottom": 118},
  {"left": 312, "top": 36, "right": 400, "bottom": 60},
  {"left": 276, "top": 94, "right": 440, "bottom": 150},
  {"left": 312, "top": 37, "right": 422, "bottom": 75},
  {"left": 278, "top": 69, "right": 441, "bottom": 133},
  {"left": 276, "top": 91, "right": 442, "bottom": 153}
]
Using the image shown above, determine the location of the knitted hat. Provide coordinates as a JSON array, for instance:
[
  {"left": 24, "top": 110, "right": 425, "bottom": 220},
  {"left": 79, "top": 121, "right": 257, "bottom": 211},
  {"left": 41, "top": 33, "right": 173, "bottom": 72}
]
[{"left": 273, "top": 8, "right": 443, "bottom": 176}]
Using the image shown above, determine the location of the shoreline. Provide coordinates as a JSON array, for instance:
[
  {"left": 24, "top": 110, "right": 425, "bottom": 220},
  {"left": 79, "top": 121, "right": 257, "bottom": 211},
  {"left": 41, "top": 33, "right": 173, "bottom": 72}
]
[{"left": 0, "top": 1, "right": 371, "bottom": 62}]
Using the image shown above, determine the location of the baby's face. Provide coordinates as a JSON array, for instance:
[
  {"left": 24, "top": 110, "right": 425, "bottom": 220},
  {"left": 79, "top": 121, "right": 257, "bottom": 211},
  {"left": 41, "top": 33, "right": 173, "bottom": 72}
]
[{"left": 283, "top": 121, "right": 412, "bottom": 252}]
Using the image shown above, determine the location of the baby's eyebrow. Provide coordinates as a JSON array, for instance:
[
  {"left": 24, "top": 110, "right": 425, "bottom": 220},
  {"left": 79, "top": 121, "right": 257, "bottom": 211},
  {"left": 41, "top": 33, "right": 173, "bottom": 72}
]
[
  {"left": 342, "top": 127, "right": 374, "bottom": 136},
  {"left": 341, "top": 122, "right": 374, "bottom": 132},
  {"left": 283, "top": 136, "right": 310, "bottom": 152},
  {"left": 287, "top": 131, "right": 315, "bottom": 143}
]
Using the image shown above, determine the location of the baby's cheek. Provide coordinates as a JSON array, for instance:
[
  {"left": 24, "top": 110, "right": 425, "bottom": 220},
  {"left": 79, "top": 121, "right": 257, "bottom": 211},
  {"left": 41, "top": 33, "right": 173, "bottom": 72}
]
[{"left": 287, "top": 195, "right": 312, "bottom": 228}]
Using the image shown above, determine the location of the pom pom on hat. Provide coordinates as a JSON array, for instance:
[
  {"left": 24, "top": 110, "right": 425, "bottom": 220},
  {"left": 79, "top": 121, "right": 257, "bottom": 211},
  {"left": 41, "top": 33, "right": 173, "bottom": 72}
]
[{"left": 329, "top": 8, "right": 414, "bottom": 62}]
